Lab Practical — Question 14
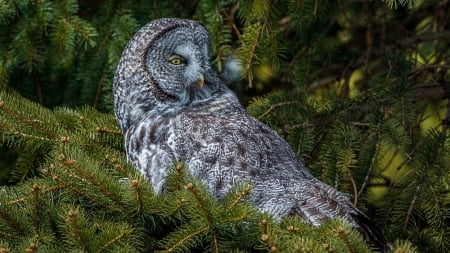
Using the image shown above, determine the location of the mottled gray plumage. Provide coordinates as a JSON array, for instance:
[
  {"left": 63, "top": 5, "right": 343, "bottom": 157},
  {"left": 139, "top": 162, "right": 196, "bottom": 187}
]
[{"left": 113, "top": 18, "right": 389, "bottom": 251}]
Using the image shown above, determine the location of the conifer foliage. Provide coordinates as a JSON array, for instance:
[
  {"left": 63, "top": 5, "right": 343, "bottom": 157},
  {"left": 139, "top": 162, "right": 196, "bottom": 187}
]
[{"left": 1, "top": 0, "right": 449, "bottom": 252}]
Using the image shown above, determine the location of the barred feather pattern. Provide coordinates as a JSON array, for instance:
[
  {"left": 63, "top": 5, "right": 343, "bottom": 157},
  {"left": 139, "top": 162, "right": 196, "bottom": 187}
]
[{"left": 113, "top": 18, "right": 390, "bottom": 251}]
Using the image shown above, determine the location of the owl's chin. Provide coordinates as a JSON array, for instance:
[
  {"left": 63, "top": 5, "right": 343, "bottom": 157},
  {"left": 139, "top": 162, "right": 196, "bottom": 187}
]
[{"left": 175, "top": 83, "right": 214, "bottom": 106}]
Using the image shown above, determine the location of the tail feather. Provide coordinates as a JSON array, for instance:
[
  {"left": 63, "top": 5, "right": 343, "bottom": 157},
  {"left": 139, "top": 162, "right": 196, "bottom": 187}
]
[{"left": 352, "top": 209, "right": 391, "bottom": 252}]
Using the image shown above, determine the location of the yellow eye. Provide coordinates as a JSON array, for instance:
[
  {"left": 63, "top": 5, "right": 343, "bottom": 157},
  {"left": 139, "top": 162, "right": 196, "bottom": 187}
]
[
  {"left": 169, "top": 56, "right": 185, "bottom": 65},
  {"left": 170, "top": 58, "right": 182, "bottom": 65}
]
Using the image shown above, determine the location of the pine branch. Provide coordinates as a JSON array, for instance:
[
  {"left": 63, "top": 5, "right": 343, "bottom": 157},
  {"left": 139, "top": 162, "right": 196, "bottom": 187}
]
[
  {"left": 60, "top": 155, "right": 125, "bottom": 208},
  {"left": 31, "top": 184, "right": 40, "bottom": 233},
  {"left": 97, "top": 229, "right": 133, "bottom": 253},
  {"left": 226, "top": 184, "right": 251, "bottom": 212},
  {"left": 65, "top": 208, "right": 90, "bottom": 252},
  {"left": 0, "top": 208, "right": 25, "bottom": 238},
  {"left": 357, "top": 121, "right": 382, "bottom": 199},
  {"left": 163, "top": 225, "right": 209, "bottom": 253},
  {"left": 184, "top": 182, "right": 215, "bottom": 230},
  {"left": 240, "top": 23, "right": 263, "bottom": 88},
  {"left": 308, "top": 31, "right": 450, "bottom": 91},
  {"left": 0, "top": 99, "right": 55, "bottom": 139},
  {"left": 257, "top": 101, "right": 300, "bottom": 120},
  {"left": 335, "top": 226, "right": 356, "bottom": 253}
]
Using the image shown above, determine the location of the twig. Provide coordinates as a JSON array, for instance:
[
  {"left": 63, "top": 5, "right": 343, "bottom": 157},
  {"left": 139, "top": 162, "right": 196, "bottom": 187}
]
[
  {"left": 308, "top": 31, "right": 450, "bottom": 90},
  {"left": 166, "top": 226, "right": 209, "bottom": 252},
  {"left": 257, "top": 101, "right": 299, "bottom": 120},
  {"left": 358, "top": 121, "right": 382, "bottom": 198},
  {"left": 403, "top": 185, "right": 420, "bottom": 232},
  {"left": 348, "top": 170, "right": 359, "bottom": 206},
  {"left": 97, "top": 230, "right": 130, "bottom": 253}
]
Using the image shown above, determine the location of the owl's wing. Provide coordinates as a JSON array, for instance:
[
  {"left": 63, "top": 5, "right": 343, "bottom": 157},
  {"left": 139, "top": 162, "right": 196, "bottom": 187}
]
[
  {"left": 172, "top": 109, "right": 389, "bottom": 251},
  {"left": 173, "top": 110, "right": 313, "bottom": 194}
]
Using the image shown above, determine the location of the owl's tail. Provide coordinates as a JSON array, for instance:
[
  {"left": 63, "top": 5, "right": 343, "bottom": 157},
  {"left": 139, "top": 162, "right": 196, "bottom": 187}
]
[{"left": 352, "top": 208, "right": 392, "bottom": 252}]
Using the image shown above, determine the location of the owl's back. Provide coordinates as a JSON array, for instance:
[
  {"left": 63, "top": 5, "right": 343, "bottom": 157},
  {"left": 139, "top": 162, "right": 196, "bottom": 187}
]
[
  {"left": 124, "top": 92, "right": 389, "bottom": 251},
  {"left": 175, "top": 110, "right": 313, "bottom": 192}
]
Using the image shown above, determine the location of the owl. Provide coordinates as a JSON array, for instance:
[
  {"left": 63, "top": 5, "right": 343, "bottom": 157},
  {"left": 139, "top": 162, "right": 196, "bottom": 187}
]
[{"left": 113, "top": 18, "right": 389, "bottom": 251}]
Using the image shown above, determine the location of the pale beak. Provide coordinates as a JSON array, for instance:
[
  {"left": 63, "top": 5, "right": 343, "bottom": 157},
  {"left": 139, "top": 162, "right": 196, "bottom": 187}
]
[{"left": 197, "top": 74, "right": 204, "bottom": 89}]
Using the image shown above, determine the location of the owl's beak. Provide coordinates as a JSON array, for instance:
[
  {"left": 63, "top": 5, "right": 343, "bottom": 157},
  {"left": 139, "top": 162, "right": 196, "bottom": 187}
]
[{"left": 197, "top": 74, "right": 204, "bottom": 89}]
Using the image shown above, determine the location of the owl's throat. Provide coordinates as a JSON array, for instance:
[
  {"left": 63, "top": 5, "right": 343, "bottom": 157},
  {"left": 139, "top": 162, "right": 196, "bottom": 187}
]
[{"left": 179, "top": 80, "right": 213, "bottom": 105}]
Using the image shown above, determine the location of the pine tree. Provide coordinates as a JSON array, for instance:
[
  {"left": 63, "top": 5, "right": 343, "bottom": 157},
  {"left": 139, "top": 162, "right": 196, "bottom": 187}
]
[{"left": 1, "top": 0, "right": 449, "bottom": 252}]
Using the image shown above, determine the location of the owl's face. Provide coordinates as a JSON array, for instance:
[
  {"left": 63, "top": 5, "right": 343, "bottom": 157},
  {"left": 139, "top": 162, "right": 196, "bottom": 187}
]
[
  {"left": 145, "top": 26, "right": 215, "bottom": 105},
  {"left": 114, "top": 18, "right": 224, "bottom": 132}
]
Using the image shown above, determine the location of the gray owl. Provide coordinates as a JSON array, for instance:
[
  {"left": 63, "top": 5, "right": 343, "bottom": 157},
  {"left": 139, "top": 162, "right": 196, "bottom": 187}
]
[{"left": 113, "top": 18, "right": 389, "bottom": 251}]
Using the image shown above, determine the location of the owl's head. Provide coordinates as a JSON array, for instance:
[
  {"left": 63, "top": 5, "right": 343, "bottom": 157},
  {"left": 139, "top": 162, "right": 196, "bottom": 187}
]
[{"left": 114, "top": 18, "right": 223, "bottom": 132}]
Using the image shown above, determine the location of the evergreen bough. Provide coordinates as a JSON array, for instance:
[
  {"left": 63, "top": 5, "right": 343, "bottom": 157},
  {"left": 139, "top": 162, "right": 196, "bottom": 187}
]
[{"left": 1, "top": 0, "right": 449, "bottom": 252}]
